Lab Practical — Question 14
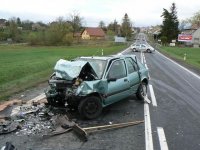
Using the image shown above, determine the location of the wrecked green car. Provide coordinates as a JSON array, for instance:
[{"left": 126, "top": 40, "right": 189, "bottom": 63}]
[{"left": 45, "top": 55, "right": 149, "bottom": 119}]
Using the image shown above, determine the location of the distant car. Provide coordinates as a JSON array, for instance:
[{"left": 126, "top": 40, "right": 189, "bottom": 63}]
[
  {"left": 131, "top": 44, "right": 155, "bottom": 53},
  {"left": 45, "top": 55, "right": 149, "bottom": 119}
]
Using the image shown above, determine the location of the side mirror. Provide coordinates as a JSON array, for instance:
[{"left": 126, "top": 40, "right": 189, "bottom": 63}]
[{"left": 107, "top": 78, "right": 117, "bottom": 82}]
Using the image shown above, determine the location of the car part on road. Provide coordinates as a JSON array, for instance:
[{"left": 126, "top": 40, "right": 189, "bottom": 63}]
[
  {"left": 73, "top": 120, "right": 144, "bottom": 141},
  {"left": 1, "top": 142, "right": 16, "bottom": 150},
  {"left": 0, "top": 122, "right": 21, "bottom": 135},
  {"left": 144, "top": 96, "right": 151, "bottom": 104},
  {"left": 43, "top": 115, "right": 75, "bottom": 137}
]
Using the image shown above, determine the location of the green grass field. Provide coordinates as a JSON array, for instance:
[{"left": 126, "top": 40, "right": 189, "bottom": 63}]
[
  {"left": 159, "top": 46, "right": 200, "bottom": 69},
  {"left": 0, "top": 44, "right": 127, "bottom": 100}
]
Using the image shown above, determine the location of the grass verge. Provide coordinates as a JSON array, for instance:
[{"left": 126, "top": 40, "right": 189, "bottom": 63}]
[
  {"left": 159, "top": 46, "right": 200, "bottom": 70},
  {"left": 0, "top": 44, "right": 127, "bottom": 100}
]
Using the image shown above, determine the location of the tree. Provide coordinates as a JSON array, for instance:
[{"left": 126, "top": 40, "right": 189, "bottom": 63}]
[
  {"left": 121, "top": 13, "right": 132, "bottom": 38},
  {"left": 190, "top": 11, "right": 200, "bottom": 26},
  {"left": 8, "top": 18, "right": 21, "bottom": 42},
  {"left": 161, "top": 3, "right": 179, "bottom": 43},
  {"left": 68, "top": 11, "right": 83, "bottom": 37},
  {"left": 17, "top": 17, "right": 21, "bottom": 26},
  {"left": 98, "top": 20, "right": 107, "bottom": 32},
  {"left": 98, "top": 21, "right": 105, "bottom": 28},
  {"left": 45, "top": 17, "right": 73, "bottom": 45},
  {"left": 107, "top": 19, "right": 119, "bottom": 35},
  {"left": 21, "top": 20, "right": 34, "bottom": 30}
]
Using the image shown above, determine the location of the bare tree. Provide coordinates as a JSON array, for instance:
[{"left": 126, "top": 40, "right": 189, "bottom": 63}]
[
  {"left": 191, "top": 11, "right": 200, "bottom": 26},
  {"left": 68, "top": 11, "right": 83, "bottom": 37}
]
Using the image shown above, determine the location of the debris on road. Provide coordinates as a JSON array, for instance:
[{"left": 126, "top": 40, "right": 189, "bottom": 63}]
[
  {"left": 72, "top": 120, "right": 144, "bottom": 141},
  {"left": 26, "top": 93, "right": 46, "bottom": 105},
  {"left": 0, "top": 91, "right": 144, "bottom": 141},
  {"left": 44, "top": 115, "right": 75, "bottom": 137},
  {"left": 0, "top": 121, "right": 21, "bottom": 135},
  {"left": 0, "top": 99, "right": 22, "bottom": 112},
  {"left": 1, "top": 142, "right": 16, "bottom": 150},
  {"left": 144, "top": 96, "right": 151, "bottom": 104}
]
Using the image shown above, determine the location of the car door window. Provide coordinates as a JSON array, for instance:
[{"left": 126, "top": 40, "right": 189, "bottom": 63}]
[
  {"left": 125, "top": 58, "right": 137, "bottom": 74},
  {"left": 107, "top": 60, "right": 126, "bottom": 79}
]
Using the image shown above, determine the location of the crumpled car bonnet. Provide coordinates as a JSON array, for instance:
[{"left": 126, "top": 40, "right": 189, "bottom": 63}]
[{"left": 54, "top": 59, "right": 98, "bottom": 80}]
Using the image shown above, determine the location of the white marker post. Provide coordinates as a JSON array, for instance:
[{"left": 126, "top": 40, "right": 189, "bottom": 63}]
[{"left": 184, "top": 53, "right": 186, "bottom": 61}]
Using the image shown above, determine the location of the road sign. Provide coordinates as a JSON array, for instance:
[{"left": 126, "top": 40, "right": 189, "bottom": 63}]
[{"left": 178, "top": 34, "right": 192, "bottom": 42}]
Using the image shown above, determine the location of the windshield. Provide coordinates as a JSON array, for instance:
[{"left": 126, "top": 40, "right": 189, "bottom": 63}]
[{"left": 76, "top": 58, "right": 107, "bottom": 79}]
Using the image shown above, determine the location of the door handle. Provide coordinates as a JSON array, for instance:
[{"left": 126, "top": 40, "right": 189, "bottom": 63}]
[{"left": 124, "top": 79, "right": 128, "bottom": 82}]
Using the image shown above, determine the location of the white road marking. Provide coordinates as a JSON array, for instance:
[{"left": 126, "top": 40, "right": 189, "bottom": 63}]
[
  {"left": 157, "top": 51, "right": 200, "bottom": 80},
  {"left": 157, "top": 127, "right": 169, "bottom": 150},
  {"left": 144, "top": 103, "right": 154, "bottom": 150},
  {"left": 120, "top": 47, "right": 131, "bottom": 55},
  {"left": 142, "top": 52, "right": 154, "bottom": 150},
  {"left": 145, "top": 64, "right": 148, "bottom": 69},
  {"left": 149, "top": 85, "right": 157, "bottom": 107},
  {"left": 141, "top": 51, "right": 143, "bottom": 63},
  {"left": 142, "top": 53, "right": 150, "bottom": 79},
  {"left": 143, "top": 53, "right": 147, "bottom": 64}
]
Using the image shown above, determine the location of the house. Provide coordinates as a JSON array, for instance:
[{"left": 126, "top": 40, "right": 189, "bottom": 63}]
[
  {"left": 81, "top": 27, "right": 105, "bottom": 40},
  {"left": 0, "top": 19, "right": 6, "bottom": 28},
  {"left": 178, "top": 23, "right": 200, "bottom": 47},
  {"left": 192, "top": 28, "right": 200, "bottom": 47}
]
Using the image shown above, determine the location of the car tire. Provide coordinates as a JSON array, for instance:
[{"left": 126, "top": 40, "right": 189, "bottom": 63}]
[
  {"left": 78, "top": 96, "right": 102, "bottom": 119},
  {"left": 136, "top": 82, "right": 147, "bottom": 100},
  {"left": 133, "top": 48, "right": 136, "bottom": 52},
  {"left": 146, "top": 49, "right": 151, "bottom": 53}
]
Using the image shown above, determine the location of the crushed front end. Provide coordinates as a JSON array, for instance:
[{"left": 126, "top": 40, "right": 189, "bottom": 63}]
[{"left": 45, "top": 59, "right": 99, "bottom": 108}]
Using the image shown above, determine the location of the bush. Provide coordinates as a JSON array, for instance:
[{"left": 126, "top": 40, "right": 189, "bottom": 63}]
[
  {"left": 62, "top": 33, "right": 73, "bottom": 45},
  {"left": 28, "top": 31, "right": 45, "bottom": 45},
  {"left": 161, "top": 36, "right": 168, "bottom": 45}
]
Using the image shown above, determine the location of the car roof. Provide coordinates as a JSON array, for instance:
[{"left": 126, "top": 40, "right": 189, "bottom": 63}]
[{"left": 79, "top": 54, "right": 136, "bottom": 61}]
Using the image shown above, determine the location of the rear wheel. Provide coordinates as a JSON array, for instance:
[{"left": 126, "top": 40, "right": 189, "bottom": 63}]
[
  {"left": 78, "top": 96, "right": 102, "bottom": 119},
  {"left": 133, "top": 48, "right": 136, "bottom": 52},
  {"left": 136, "top": 82, "right": 147, "bottom": 100}
]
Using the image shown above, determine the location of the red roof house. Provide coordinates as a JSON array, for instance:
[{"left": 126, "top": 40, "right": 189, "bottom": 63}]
[{"left": 81, "top": 27, "right": 105, "bottom": 39}]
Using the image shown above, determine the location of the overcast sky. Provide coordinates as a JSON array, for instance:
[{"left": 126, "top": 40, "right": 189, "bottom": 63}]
[{"left": 0, "top": 0, "right": 200, "bottom": 27}]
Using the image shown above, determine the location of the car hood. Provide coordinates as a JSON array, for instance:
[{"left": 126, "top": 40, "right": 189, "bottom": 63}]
[{"left": 54, "top": 59, "right": 98, "bottom": 80}]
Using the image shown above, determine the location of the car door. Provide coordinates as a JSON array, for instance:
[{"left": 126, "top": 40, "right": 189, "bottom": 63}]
[
  {"left": 136, "top": 44, "right": 140, "bottom": 50},
  {"left": 141, "top": 44, "right": 146, "bottom": 50},
  {"left": 125, "top": 57, "right": 140, "bottom": 93},
  {"left": 104, "top": 59, "right": 130, "bottom": 105}
]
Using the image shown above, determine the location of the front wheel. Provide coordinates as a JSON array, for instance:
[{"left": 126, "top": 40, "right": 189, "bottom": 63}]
[
  {"left": 136, "top": 82, "right": 147, "bottom": 100},
  {"left": 78, "top": 96, "right": 102, "bottom": 119},
  {"left": 146, "top": 49, "right": 151, "bottom": 53}
]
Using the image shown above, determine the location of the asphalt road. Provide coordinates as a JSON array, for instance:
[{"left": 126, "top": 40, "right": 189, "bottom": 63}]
[
  {"left": 124, "top": 33, "right": 200, "bottom": 150},
  {"left": 1, "top": 33, "right": 200, "bottom": 150}
]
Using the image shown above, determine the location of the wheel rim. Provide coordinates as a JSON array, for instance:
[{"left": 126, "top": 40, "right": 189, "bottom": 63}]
[{"left": 84, "top": 101, "right": 98, "bottom": 114}]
